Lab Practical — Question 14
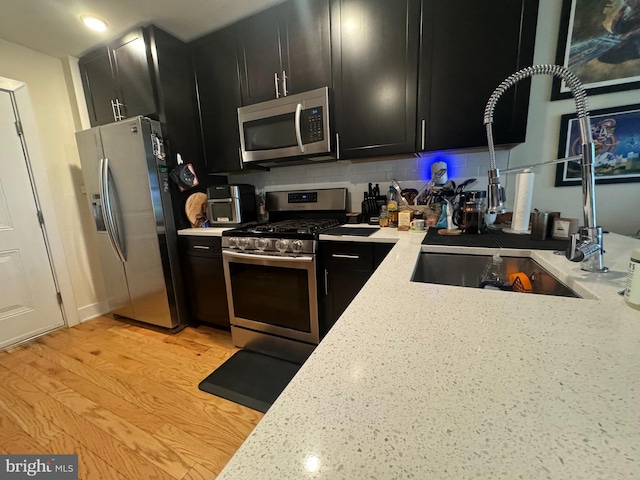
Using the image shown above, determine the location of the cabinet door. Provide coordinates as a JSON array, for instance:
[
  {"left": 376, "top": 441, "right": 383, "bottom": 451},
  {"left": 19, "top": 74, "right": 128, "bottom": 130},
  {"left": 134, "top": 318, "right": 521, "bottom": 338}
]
[
  {"left": 281, "top": 0, "right": 332, "bottom": 95},
  {"left": 417, "top": 0, "right": 538, "bottom": 151},
  {"left": 320, "top": 242, "right": 373, "bottom": 336},
  {"left": 179, "top": 237, "right": 230, "bottom": 329},
  {"left": 110, "top": 30, "right": 157, "bottom": 119},
  {"left": 237, "top": 6, "right": 284, "bottom": 105},
  {"left": 79, "top": 48, "right": 118, "bottom": 127},
  {"left": 192, "top": 26, "right": 244, "bottom": 173},
  {"left": 331, "top": 0, "right": 419, "bottom": 159}
]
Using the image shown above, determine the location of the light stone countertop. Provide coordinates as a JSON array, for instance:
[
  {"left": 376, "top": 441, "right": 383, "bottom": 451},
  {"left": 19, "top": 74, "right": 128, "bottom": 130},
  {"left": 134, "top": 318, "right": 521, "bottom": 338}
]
[
  {"left": 177, "top": 227, "right": 233, "bottom": 236},
  {"left": 216, "top": 226, "right": 640, "bottom": 479}
]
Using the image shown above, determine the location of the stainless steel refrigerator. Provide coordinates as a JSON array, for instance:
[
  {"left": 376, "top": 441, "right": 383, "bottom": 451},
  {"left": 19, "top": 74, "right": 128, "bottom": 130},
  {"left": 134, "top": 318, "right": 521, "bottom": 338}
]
[{"left": 76, "top": 116, "right": 186, "bottom": 329}]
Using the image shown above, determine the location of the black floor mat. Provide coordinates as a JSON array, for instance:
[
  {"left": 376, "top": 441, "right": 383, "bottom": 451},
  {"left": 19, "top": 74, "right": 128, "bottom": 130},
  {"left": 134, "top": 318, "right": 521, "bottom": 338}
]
[{"left": 198, "top": 350, "right": 302, "bottom": 413}]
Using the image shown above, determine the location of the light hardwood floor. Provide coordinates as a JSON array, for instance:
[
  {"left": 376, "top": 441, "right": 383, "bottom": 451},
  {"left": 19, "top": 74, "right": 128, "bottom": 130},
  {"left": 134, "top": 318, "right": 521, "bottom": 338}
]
[{"left": 0, "top": 316, "right": 263, "bottom": 479}]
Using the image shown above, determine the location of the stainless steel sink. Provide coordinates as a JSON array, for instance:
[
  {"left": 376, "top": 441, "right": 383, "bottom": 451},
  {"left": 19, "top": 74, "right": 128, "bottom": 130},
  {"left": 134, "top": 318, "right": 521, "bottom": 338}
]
[{"left": 411, "top": 252, "right": 580, "bottom": 298}]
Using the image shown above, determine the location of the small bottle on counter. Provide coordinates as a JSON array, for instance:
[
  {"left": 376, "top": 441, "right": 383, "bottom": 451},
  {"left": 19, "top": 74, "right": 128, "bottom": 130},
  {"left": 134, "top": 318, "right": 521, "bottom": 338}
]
[
  {"left": 379, "top": 205, "right": 389, "bottom": 227},
  {"left": 387, "top": 186, "right": 398, "bottom": 228},
  {"left": 624, "top": 246, "right": 640, "bottom": 310}
]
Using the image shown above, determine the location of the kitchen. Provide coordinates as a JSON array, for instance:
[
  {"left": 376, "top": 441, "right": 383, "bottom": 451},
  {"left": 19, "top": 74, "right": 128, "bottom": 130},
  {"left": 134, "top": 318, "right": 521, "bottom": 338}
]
[{"left": 1, "top": 0, "right": 640, "bottom": 478}]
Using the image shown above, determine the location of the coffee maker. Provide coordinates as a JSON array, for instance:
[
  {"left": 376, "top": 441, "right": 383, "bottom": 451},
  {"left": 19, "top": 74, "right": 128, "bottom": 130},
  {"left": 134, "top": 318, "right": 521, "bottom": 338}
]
[
  {"left": 454, "top": 190, "right": 486, "bottom": 234},
  {"left": 207, "top": 184, "right": 257, "bottom": 225}
]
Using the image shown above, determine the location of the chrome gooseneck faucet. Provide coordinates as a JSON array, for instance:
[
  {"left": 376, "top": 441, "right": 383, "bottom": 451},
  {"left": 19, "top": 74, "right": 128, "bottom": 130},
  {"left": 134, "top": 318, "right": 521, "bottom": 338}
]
[{"left": 483, "top": 64, "right": 608, "bottom": 273}]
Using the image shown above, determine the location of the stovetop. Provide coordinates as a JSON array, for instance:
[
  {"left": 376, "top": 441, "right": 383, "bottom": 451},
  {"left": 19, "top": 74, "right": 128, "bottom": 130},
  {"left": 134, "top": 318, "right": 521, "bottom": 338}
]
[
  {"left": 223, "top": 219, "right": 341, "bottom": 237},
  {"left": 222, "top": 219, "right": 342, "bottom": 254}
]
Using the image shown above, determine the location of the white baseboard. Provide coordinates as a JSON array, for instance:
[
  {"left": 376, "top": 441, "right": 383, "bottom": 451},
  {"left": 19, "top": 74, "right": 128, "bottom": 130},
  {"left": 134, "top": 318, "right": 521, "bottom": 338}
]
[{"left": 76, "top": 301, "right": 109, "bottom": 324}]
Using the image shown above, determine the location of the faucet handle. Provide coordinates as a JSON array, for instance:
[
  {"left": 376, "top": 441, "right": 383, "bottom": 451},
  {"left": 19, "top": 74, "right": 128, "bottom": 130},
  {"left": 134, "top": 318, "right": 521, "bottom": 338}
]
[{"left": 566, "top": 233, "right": 581, "bottom": 262}]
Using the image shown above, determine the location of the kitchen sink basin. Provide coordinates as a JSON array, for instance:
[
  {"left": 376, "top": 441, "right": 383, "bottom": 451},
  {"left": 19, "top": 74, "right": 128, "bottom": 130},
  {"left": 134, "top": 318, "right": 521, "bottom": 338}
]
[{"left": 411, "top": 252, "right": 580, "bottom": 298}]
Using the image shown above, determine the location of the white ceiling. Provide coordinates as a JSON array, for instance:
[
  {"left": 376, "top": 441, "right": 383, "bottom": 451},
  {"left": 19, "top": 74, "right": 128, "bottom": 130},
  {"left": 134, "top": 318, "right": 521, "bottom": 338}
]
[{"left": 0, "top": 0, "right": 285, "bottom": 58}]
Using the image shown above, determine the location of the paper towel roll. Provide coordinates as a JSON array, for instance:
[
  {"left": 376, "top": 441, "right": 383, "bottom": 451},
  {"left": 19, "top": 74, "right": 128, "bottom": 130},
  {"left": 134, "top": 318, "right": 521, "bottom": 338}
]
[
  {"left": 431, "top": 161, "right": 448, "bottom": 185},
  {"left": 511, "top": 170, "right": 534, "bottom": 232}
]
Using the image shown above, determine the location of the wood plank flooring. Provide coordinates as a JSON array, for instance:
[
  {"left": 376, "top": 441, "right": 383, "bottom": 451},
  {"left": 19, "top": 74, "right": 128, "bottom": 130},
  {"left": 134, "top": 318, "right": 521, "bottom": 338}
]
[{"left": 0, "top": 316, "right": 263, "bottom": 479}]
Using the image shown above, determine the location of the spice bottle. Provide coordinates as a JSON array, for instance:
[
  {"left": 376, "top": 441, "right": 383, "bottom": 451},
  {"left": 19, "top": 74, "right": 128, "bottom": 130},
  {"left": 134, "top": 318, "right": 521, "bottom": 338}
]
[
  {"left": 387, "top": 186, "right": 398, "bottom": 228},
  {"left": 624, "top": 246, "right": 640, "bottom": 311},
  {"left": 379, "top": 205, "right": 389, "bottom": 227}
]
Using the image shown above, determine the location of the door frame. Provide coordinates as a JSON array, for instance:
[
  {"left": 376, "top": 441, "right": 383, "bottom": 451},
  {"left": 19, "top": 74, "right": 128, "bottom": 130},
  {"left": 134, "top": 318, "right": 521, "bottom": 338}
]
[{"left": 0, "top": 76, "right": 79, "bottom": 328}]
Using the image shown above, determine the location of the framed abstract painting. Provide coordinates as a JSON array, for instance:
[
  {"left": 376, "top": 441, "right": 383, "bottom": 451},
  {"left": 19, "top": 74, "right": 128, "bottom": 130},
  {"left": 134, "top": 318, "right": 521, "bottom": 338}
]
[{"left": 552, "top": 0, "right": 640, "bottom": 100}]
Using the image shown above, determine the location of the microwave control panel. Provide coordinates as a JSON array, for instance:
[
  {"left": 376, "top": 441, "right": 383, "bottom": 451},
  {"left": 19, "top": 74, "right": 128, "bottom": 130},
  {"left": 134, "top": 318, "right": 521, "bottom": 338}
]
[{"left": 301, "top": 107, "right": 324, "bottom": 144}]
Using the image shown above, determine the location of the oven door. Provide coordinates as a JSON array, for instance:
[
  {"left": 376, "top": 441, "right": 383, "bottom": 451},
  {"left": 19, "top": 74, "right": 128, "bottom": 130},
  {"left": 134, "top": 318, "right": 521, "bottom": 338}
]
[{"left": 222, "top": 250, "right": 319, "bottom": 345}]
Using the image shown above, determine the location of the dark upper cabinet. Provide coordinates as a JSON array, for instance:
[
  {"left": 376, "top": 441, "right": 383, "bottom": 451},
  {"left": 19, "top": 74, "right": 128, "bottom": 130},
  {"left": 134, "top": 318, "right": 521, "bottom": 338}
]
[
  {"left": 192, "top": 26, "right": 244, "bottom": 173},
  {"left": 237, "top": 0, "right": 332, "bottom": 105},
  {"left": 280, "top": 0, "right": 332, "bottom": 95},
  {"left": 79, "top": 48, "right": 118, "bottom": 126},
  {"left": 417, "top": 0, "right": 539, "bottom": 152},
  {"left": 80, "top": 29, "right": 157, "bottom": 126},
  {"left": 331, "top": 0, "right": 420, "bottom": 159}
]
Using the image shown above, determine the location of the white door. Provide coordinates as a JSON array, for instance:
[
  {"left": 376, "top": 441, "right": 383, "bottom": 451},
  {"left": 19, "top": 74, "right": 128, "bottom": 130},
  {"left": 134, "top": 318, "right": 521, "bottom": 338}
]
[{"left": 0, "top": 89, "right": 64, "bottom": 349}]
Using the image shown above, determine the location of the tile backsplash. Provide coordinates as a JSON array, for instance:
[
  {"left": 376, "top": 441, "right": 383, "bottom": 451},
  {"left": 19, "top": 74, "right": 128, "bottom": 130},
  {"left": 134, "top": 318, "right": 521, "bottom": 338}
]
[{"left": 228, "top": 150, "right": 509, "bottom": 212}]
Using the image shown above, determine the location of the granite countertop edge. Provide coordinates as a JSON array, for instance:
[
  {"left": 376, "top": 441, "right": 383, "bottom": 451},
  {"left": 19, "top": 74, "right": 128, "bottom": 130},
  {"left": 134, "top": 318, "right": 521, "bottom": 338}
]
[{"left": 217, "top": 228, "right": 640, "bottom": 479}]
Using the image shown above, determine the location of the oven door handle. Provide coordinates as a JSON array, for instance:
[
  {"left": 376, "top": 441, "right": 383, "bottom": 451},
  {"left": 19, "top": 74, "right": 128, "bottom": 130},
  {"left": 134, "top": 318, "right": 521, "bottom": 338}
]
[{"left": 223, "top": 250, "right": 314, "bottom": 263}]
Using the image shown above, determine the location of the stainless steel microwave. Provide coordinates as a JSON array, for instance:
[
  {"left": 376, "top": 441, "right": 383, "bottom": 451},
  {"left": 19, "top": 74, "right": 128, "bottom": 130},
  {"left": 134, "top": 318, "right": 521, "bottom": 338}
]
[{"left": 238, "top": 87, "right": 332, "bottom": 165}]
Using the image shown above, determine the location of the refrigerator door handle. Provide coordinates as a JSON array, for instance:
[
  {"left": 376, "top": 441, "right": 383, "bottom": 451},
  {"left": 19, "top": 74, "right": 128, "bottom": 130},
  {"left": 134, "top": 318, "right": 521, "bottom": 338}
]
[{"left": 99, "top": 157, "right": 126, "bottom": 262}]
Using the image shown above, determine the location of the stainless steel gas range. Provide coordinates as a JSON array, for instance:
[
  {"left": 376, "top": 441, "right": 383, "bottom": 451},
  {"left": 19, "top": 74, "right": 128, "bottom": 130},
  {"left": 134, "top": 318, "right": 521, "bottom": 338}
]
[{"left": 222, "top": 188, "right": 347, "bottom": 363}]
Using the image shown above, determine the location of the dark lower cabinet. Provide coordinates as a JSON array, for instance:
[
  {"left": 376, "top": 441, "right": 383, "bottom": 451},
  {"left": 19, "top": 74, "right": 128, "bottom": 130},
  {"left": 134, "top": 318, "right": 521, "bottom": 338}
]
[
  {"left": 320, "top": 241, "right": 393, "bottom": 336},
  {"left": 417, "top": 0, "right": 539, "bottom": 151},
  {"left": 179, "top": 236, "right": 230, "bottom": 329},
  {"left": 331, "top": 0, "right": 420, "bottom": 159}
]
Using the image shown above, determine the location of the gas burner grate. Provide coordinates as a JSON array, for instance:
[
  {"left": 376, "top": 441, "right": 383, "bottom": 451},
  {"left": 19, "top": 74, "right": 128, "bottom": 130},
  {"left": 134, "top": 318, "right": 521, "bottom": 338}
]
[{"left": 249, "top": 219, "right": 341, "bottom": 235}]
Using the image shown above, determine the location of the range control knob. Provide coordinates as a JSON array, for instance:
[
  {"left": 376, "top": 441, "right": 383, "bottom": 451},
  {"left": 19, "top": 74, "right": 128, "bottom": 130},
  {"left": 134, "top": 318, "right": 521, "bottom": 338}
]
[
  {"left": 275, "top": 239, "right": 290, "bottom": 253},
  {"left": 291, "top": 240, "right": 303, "bottom": 254},
  {"left": 227, "top": 237, "right": 238, "bottom": 249},
  {"left": 255, "top": 238, "right": 270, "bottom": 251}
]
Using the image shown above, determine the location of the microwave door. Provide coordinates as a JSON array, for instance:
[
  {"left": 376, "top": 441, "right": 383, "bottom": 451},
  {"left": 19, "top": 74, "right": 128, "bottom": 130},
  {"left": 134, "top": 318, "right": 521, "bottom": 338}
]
[
  {"left": 238, "top": 87, "right": 331, "bottom": 163},
  {"left": 239, "top": 103, "right": 302, "bottom": 163}
]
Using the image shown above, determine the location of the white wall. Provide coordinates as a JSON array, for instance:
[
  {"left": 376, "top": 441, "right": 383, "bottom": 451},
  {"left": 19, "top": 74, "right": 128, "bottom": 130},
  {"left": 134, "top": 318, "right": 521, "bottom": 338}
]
[
  {"left": 233, "top": 0, "right": 639, "bottom": 236},
  {"left": 0, "top": 38, "right": 106, "bottom": 321},
  {"left": 508, "top": 0, "right": 640, "bottom": 236}
]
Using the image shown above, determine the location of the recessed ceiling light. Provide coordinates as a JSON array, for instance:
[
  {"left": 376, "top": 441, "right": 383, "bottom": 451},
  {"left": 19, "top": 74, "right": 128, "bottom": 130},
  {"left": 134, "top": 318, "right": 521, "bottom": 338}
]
[{"left": 81, "top": 15, "right": 108, "bottom": 32}]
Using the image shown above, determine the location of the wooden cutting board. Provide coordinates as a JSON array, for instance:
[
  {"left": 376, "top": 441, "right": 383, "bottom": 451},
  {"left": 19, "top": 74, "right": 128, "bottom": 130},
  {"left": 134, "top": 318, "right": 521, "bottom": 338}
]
[{"left": 185, "top": 192, "right": 208, "bottom": 228}]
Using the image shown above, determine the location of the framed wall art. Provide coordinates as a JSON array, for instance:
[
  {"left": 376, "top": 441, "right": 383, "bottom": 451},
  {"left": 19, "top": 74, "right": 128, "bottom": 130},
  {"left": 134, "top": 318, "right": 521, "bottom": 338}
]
[
  {"left": 556, "top": 103, "right": 640, "bottom": 186},
  {"left": 552, "top": 0, "right": 640, "bottom": 100}
]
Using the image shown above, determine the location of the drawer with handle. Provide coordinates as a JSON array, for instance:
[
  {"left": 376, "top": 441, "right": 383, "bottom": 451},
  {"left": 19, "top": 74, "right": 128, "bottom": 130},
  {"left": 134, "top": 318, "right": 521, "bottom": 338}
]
[
  {"left": 322, "top": 241, "right": 373, "bottom": 271},
  {"left": 179, "top": 236, "right": 222, "bottom": 257}
]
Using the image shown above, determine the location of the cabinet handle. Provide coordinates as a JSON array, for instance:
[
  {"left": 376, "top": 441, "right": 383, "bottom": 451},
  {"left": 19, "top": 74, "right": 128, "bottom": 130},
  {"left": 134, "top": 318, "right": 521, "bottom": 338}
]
[
  {"left": 111, "top": 100, "right": 118, "bottom": 122},
  {"left": 324, "top": 268, "right": 328, "bottom": 296},
  {"left": 115, "top": 99, "right": 125, "bottom": 121},
  {"left": 193, "top": 245, "right": 210, "bottom": 250},
  {"left": 274, "top": 72, "right": 281, "bottom": 98},
  {"left": 282, "top": 70, "right": 288, "bottom": 96},
  {"left": 421, "top": 119, "right": 426, "bottom": 151},
  {"left": 335, "top": 133, "right": 340, "bottom": 160},
  {"left": 332, "top": 254, "right": 360, "bottom": 259}
]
